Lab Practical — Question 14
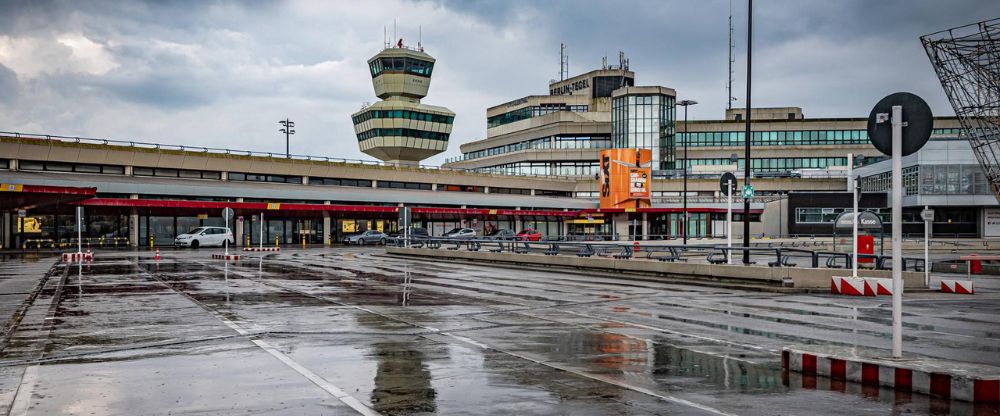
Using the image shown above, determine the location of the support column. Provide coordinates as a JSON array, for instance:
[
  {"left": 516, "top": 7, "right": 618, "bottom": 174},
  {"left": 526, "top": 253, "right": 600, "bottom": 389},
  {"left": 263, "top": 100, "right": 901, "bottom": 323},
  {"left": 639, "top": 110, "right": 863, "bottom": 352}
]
[
  {"left": 642, "top": 212, "right": 649, "bottom": 240},
  {"left": 129, "top": 194, "right": 139, "bottom": 248},
  {"left": 2, "top": 211, "right": 10, "bottom": 249},
  {"left": 235, "top": 197, "right": 245, "bottom": 246},
  {"left": 613, "top": 213, "right": 629, "bottom": 241}
]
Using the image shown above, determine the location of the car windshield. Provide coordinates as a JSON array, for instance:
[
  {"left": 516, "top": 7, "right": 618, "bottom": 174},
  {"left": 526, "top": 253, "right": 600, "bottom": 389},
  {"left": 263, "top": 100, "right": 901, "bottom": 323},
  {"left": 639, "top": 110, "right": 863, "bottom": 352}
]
[
  {"left": 187, "top": 227, "right": 207, "bottom": 235},
  {"left": 445, "top": 228, "right": 462, "bottom": 234}
]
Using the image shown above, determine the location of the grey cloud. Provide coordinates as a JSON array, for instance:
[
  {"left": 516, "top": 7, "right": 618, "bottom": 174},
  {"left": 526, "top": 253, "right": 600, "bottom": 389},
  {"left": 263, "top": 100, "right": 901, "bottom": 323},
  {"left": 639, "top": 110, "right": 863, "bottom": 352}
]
[{"left": 0, "top": 63, "right": 17, "bottom": 103}]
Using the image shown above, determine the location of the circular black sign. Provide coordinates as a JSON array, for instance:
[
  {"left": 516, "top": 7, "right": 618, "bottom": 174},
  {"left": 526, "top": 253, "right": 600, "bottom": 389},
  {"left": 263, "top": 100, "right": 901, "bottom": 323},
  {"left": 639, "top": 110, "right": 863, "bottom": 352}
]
[
  {"left": 720, "top": 172, "right": 738, "bottom": 196},
  {"left": 866, "top": 92, "right": 933, "bottom": 157}
]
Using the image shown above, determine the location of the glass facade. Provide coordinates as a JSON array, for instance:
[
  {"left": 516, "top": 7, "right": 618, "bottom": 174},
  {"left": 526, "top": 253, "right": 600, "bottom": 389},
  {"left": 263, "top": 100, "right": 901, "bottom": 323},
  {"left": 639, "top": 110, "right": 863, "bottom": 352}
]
[
  {"left": 678, "top": 128, "right": 962, "bottom": 147},
  {"left": 612, "top": 93, "right": 676, "bottom": 170},
  {"left": 688, "top": 157, "right": 848, "bottom": 171},
  {"left": 471, "top": 161, "right": 599, "bottom": 177},
  {"left": 352, "top": 109, "right": 454, "bottom": 125},
  {"left": 487, "top": 104, "right": 589, "bottom": 128},
  {"left": 860, "top": 164, "right": 990, "bottom": 196},
  {"left": 356, "top": 128, "right": 450, "bottom": 142},
  {"left": 451, "top": 135, "right": 611, "bottom": 163},
  {"left": 368, "top": 57, "right": 434, "bottom": 78}
]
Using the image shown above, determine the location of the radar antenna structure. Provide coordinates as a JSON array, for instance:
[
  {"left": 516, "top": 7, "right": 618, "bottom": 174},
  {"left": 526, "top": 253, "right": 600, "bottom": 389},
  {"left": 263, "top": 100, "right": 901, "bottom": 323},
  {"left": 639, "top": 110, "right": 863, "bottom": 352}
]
[{"left": 922, "top": 17, "right": 1000, "bottom": 201}]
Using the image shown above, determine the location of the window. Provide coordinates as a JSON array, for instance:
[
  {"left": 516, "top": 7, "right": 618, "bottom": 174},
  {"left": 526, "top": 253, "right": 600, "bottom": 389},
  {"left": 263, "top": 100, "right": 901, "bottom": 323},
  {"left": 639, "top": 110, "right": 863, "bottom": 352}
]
[
  {"left": 18, "top": 160, "right": 125, "bottom": 175},
  {"left": 356, "top": 128, "right": 450, "bottom": 142},
  {"left": 352, "top": 109, "right": 454, "bottom": 125},
  {"left": 376, "top": 181, "right": 432, "bottom": 190},
  {"left": 228, "top": 172, "right": 303, "bottom": 184},
  {"left": 487, "top": 105, "right": 589, "bottom": 128},
  {"left": 309, "top": 177, "right": 373, "bottom": 187},
  {"left": 369, "top": 57, "right": 434, "bottom": 78}
]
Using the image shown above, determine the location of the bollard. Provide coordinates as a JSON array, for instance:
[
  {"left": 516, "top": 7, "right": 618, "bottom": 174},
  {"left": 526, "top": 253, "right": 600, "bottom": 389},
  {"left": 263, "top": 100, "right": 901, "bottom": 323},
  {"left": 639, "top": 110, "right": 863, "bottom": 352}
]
[
  {"left": 246, "top": 235, "right": 250, "bottom": 246},
  {"left": 275, "top": 235, "right": 279, "bottom": 247},
  {"left": 155, "top": 248, "right": 160, "bottom": 261},
  {"left": 149, "top": 235, "right": 154, "bottom": 249},
  {"left": 301, "top": 238, "right": 306, "bottom": 248}
]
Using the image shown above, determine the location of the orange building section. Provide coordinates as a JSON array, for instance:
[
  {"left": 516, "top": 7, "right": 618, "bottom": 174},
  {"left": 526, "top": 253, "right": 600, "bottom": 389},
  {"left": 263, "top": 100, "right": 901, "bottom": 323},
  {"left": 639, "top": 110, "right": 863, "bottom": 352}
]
[{"left": 599, "top": 149, "right": 652, "bottom": 209}]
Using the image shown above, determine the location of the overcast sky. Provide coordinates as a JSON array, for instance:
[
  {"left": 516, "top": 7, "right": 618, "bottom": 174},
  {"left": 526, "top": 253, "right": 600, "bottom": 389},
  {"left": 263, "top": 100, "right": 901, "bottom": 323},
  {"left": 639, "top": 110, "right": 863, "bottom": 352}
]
[{"left": 0, "top": 0, "right": 995, "bottom": 164}]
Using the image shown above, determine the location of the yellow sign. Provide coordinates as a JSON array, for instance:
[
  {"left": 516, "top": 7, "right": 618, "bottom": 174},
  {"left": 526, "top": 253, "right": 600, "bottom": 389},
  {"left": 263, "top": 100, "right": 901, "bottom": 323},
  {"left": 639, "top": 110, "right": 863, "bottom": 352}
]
[
  {"left": 197, "top": 214, "right": 208, "bottom": 220},
  {"left": 1, "top": 184, "right": 24, "bottom": 192},
  {"left": 625, "top": 208, "right": 636, "bottom": 212},
  {"left": 17, "top": 217, "right": 41, "bottom": 233},
  {"left": 342, "top": 220, "right": 356, "bottom": 232},
  {"left": 565, "top": 219, "right": 605, "bottom": 224},
  {"left": 267, "top": 203, "right": 281, "bottom": 210},
  {"left": 488, "top": 209, "right": 498, "bottom": 215}
]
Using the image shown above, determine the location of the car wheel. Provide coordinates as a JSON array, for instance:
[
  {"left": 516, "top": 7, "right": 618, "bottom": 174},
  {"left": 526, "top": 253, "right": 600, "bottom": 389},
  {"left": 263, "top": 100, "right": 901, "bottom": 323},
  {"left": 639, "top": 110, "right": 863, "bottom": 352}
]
[
  {"left": 380, "top": 238, "right": 387, "bottom": 245},
  {"left": 228, "top": 238, "right": 235, "bottom": 245},
  {"left": 191, "top": 240, "right": 200, "bottom": 249},
  {"left": 359, "top": 239, "right": 365, "bottom": 246}
]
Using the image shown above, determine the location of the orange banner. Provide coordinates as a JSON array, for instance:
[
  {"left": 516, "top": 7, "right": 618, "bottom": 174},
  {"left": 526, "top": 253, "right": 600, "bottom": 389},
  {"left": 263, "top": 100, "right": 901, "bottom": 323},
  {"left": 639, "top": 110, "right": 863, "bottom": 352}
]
[{"left": 599, "top": 149, "right": 652, "bottom": 209}]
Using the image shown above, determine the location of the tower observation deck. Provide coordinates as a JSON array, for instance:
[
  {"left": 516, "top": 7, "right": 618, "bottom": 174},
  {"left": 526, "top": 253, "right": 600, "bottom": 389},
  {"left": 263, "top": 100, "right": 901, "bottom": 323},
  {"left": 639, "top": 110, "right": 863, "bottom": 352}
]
[{"left": 352, "top": 40, "right": 455, "bottom": 165}]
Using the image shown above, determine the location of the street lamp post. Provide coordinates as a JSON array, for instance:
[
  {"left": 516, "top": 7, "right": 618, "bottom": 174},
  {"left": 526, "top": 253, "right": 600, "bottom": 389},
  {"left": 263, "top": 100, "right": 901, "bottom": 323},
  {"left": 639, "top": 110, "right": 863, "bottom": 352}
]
[
  {"left": 279, "top": 118, "right": 295, "bottom": 158},
  {"left": 677, "top": 100, "right": 698, "bottom": 245},
  {"left": 742, "top": 0, "right": 753, "bottom": 265}
]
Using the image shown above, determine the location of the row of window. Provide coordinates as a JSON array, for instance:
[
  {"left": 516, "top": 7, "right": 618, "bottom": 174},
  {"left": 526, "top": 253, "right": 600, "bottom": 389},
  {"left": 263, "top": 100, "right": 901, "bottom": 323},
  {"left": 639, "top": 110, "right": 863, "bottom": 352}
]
[
  {"left": 456, "top": 135, "right": 611, "bottom": 162},
  {"left": 18, "top": 160, "right": 125, "bottom": 175},
  {"left": 368, "top": 56, "right": 434, "bottom": 78},
  {"left": 795, "top": 208, "right": 885, "bottom": 224},
  {"left": 133, "top": 167, "right": 221, "bottom": 180},
  {"left": 352, "top": 109, "right": 454, "bottom": 125},
  {"left": 377, "top": 180, "right": 433, "bottom": 191},
  {"left": 356, "top": 128, "right": 450, "bottom": 142},
  {"left": 860, "top": 164, "right": 991, "bottom": 196},
  {"left": 490, "top": 187, "right": 532, "bottom": 195},
  {"left": 309, "top": 177, "right": 373, "bottom": 188},
  {"left": 677, "top": 128, "right": 962, "bottom": 147},
  {"left": 229, "top": 173, "right": 303, "bottom": 184},
  {"left": 487, "top": 104, "right": 589, "bottom": 128},
  {"left": 686, "top": 157, "right": 848, "bottom": 171},
  {"left": 472, "top": 161, "right": 599, "bottom": 177}
]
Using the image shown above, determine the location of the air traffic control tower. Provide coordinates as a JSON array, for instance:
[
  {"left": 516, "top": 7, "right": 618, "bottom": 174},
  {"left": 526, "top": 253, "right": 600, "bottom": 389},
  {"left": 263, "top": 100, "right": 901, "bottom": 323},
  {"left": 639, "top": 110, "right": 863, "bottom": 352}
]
[{"left": 351, "top": 40, "right": 455, "bottom": 165}]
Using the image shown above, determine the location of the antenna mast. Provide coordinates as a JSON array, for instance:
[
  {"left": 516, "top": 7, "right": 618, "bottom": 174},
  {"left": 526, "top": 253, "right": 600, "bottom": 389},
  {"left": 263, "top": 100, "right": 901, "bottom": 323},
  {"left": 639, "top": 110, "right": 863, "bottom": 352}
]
[
  {"left": 559, "top": 43, "right": 569, "bottom": 81},
  {"left": 727, "top": 0, "right": 736, "bottom": 110}
]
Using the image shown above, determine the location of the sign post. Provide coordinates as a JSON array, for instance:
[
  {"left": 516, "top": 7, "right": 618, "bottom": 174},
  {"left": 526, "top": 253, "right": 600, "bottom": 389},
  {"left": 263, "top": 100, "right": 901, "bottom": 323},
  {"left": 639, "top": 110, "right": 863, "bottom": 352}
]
[
  {"left": 222, "top": 207, "right": 234, "bottom": 256},
  {"left": 720, "top": 172, "right": 737, "bottom": 264},
  {"left": 867, "top": 92, "right": 932, "bottom": 359},
  {"left": 76, "top": 206, "right": 83, "bottom": 256},
  {"left": 853, "top": 175, "right": 859, "bottom": 279},
  {"left": 922, "top": 207, "right": 934, "bottom": 287},
  {"left": 259, "top": 212, "right": 264, "bottom": 250}
]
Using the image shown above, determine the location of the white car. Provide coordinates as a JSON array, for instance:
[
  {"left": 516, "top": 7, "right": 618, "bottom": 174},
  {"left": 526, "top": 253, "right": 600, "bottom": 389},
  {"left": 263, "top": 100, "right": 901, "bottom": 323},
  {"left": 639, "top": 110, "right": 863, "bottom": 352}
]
[
  {"left": 174, "top": 226, "right": 234, "bottom": 248},
  {"left": 443, "top": 227, "right": 477, "bottom": 239}
]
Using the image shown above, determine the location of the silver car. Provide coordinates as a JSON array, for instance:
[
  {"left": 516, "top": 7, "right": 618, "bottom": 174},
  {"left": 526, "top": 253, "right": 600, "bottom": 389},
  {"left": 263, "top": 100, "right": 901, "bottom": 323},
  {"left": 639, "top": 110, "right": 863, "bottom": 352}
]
[
  {"left": 443, "top": 227, "right": 477, "bottom": 239},
  {"left": 344, "top": 230, "right": 388, "bottom": 245},
  {"left": 174, "top": 226, "right": 234, "bottom": 248}
]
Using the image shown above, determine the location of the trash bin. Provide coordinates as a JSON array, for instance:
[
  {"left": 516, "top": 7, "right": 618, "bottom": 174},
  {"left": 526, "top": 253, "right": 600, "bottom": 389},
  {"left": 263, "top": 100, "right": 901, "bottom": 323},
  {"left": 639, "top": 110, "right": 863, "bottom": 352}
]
[{"left": 970, "top": 255, "right": 982, "bottom": 274}]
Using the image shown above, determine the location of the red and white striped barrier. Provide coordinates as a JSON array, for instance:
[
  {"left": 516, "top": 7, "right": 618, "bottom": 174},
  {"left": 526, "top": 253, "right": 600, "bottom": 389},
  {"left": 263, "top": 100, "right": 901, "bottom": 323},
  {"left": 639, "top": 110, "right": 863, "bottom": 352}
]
[
  {"left": 62, "top": 251, "right": 93, "bottom": 262},
  {"left": 940, "top": 279, "right": 974, "bottom": 294},
  {"left": 831, "top": 276, "right": 866, "bottom": 296},
  {"left": 831, "top": 277, "right": 894, "bottom": 296},
  {"left": 864, "top": 278, "right": 893, "bottom": 296},
  {"left": 783, "top": 347, "right": 999, "bottom": 403},
  {"left": 211, "top": 254, "right": 241, "bottom": 261},
  {"left": 243, "top": 247, "right": 280, "bottom": 252}
]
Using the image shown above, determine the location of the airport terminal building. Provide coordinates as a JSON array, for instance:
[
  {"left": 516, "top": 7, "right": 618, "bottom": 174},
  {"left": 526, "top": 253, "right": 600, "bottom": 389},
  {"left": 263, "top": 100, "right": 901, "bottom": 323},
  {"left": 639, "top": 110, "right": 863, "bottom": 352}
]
[{"left": 0, "top": 50, "right": 993, "bottom": 249}]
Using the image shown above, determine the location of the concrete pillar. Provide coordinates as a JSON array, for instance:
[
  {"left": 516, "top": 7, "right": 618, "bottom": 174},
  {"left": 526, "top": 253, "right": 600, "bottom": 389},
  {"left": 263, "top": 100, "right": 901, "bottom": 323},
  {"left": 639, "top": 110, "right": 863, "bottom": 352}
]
[
  {"left": 221, "top": 171, "right": 228, "bottom": 181},
  {"left": 432, "top": 183, "right": 438, "bottom": 191},
  {"left": 372, "top": 180, "right": 378, "bottom": 188},
  {"left": 2, "top": 211, "right": 10, "bottom": 249},
  {"left": 515, "top": 216, "right": 523, "bottom": 233},
  {"left": 484, "top": 186, "right": 490, "bottom": 194},
  {"left": 323, "top": 214, "right": 331, "bottom": 247},
  {"left": 125, "top": 165, "right": 133, "bottom": 176},
  {"left": 9, "top": 159, "right": 17, "bottom": 170},
  {"left": 642, "top": 212, "right": 649, "bottom": 240},
  {"left": 613, "top": 213, "right": 629, "bottom": 241},
  {"left": 302, "top": 176, "right": 309, "bottom": 185},
  {"left": 129, "top": 194, "right": 139, "bottom": 247},
  {"left": 530, "top": 189, "right": 536, "bottom": 196},
  {"left": 235, "top": 216, "right": 244, "bottom": 247}
]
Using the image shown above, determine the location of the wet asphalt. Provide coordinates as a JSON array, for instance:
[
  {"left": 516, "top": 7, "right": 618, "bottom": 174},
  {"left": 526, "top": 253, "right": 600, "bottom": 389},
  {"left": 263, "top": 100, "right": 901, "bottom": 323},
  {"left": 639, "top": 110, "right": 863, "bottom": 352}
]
[{"left": 0, "top": 248, "right": 997, "bottom": 415}]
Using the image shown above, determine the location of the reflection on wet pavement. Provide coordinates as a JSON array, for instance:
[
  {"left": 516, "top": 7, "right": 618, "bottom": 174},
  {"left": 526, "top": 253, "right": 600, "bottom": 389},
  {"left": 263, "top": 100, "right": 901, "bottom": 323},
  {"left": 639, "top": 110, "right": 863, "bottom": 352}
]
[{"left": 0, "top": 248, "right": 996, "bottom": 415}]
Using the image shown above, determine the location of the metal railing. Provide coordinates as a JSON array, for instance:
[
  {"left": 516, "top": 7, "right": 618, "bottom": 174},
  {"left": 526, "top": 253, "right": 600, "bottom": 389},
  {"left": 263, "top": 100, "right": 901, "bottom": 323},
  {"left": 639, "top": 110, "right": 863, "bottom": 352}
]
[
  {"left": 388, "top": 237, "right": 927, "bottom": 271},
  {"left": 0, "top": 130, "right": 582, "bottom": 181}
]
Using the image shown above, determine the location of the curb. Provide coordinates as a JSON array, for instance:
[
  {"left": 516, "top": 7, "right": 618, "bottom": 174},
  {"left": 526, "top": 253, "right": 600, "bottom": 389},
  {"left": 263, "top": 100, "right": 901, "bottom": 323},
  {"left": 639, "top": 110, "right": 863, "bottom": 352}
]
[
  {"left": 782, "top": 347, "right": 999, "bottom": 403},
  {"left": 940, "top": 279, "right": 974, "bottom": 294},
  {"left": 211, "top": 254, "right": 241, "bottom": 261},
  {"left": 243, "top": 247, "right": 280, "bottom": 252},
  {"left": 61, "top": 252, "right": 93, "bottom": 262}
]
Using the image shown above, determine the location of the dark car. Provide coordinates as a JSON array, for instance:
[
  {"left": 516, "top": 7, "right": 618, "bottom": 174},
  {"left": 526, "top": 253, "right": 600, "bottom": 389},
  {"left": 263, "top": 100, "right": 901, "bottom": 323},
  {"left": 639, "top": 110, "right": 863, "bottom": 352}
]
[{"left": 486, "top": 229, "right": 516, "bottom": 240}]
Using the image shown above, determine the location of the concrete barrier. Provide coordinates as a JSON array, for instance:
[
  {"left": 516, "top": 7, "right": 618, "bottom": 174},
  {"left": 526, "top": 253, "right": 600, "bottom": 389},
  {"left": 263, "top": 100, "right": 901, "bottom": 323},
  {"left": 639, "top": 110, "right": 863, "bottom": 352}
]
[{"left": 385, "top": 247, "right": 924, "bottom": 289}]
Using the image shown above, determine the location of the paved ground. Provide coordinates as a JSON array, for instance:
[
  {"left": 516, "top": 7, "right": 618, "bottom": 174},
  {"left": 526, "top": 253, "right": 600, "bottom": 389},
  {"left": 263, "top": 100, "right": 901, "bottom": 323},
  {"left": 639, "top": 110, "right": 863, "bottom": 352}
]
[{"left": 0, "top": 247, "right": 997, "bottom": 415}]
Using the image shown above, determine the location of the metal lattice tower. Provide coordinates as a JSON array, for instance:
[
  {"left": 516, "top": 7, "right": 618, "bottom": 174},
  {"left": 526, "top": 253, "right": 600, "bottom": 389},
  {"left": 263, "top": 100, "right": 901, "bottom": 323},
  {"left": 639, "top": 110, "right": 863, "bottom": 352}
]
[{"left": 921, "top": 18, "right": 1000, "bottom": 202}]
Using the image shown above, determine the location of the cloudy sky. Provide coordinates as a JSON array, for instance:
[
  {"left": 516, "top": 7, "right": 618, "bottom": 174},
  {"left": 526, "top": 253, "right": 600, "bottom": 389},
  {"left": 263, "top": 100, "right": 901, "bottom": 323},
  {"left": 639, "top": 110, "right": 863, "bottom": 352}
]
[{"left": 0, "top": 0, "right": 995, "bottom": 164}]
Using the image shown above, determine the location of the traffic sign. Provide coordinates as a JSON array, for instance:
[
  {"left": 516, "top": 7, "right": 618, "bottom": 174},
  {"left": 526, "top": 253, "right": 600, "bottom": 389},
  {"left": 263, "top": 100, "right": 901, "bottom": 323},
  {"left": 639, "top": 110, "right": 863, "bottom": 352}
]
[
  {"left": 221, "top": 207, "right": 234, "bottom": 219},
  {"left": 921, "top": 209, "right": 935, "bottom": 222},
  {"left": 741, "top": 184, "right": 755, "bottom": 199},
  {"left": 867, "top": 92, "right": 933, "bottom": 157},
  {"left": 720, "top": 172, "right": 737, "bottom": 196},
  {"left": 17, "top": 209, "right": 25, "bottom": 218}
]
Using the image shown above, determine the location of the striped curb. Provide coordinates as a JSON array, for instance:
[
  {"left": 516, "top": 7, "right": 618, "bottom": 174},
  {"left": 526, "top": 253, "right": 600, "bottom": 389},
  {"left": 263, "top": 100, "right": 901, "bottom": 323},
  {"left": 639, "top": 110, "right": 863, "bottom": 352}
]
[
  {"left": 831, "top": 277, "right": 895, "bottom": 296},
  {"left": 940, "top": 280, "right": 974, "bottom": 294},
  {"left": 211, "top": 254, "right": 241, "bottom": 261},
  {"left": 783, "top": 347, "right": 999, "bottom": 403},
  {"left": 243, "top": 247, "right": 280, "bottom": 252},
  {"left": 61, "top": 252, "right": 93, "bottom": 262}
]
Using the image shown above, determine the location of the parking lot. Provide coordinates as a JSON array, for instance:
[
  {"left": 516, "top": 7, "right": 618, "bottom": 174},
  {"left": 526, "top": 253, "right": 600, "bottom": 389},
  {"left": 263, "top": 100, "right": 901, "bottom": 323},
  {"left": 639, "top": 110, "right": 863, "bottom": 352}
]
[{"left": 0, "top": 248, "right": 997, "bottom": 415}]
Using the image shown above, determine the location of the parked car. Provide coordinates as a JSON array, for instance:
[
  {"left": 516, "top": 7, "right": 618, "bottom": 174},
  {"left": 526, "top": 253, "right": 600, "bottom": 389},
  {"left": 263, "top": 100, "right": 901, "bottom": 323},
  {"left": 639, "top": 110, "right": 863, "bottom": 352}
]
[
  {"left": 516, "top": 228, "right": 543, "bottom": 241},
  {"left": 344, "top": 230, "right": 388, "bottom": 245},
  {"left": 443, "top": 227, "right": 477, "bottom": 239},
  {"left": 486, "top": 229, "right": 517, "bottom": 240},
  {"left": 174, "top": 226, "right": 234, "bottom": 248},
  {"left": 390, "top": 227, "right": 429, "bottom": 238}
]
